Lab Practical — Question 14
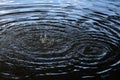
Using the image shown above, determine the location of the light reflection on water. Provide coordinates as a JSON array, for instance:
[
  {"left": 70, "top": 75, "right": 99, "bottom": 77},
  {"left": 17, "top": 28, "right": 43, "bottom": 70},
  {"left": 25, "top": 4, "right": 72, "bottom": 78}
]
[{"left": 0, "top": 0, "right": 120, "bottom": 80}]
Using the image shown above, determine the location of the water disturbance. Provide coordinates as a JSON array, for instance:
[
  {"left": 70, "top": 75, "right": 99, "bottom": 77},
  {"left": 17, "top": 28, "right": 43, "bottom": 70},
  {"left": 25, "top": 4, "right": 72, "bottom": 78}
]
[{"left": 0, "top": 0, "right": 120, "bottom": 80}]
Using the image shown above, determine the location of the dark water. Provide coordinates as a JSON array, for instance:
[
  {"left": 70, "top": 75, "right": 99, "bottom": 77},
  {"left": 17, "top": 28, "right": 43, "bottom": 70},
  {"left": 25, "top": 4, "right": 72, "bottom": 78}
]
[{"left": 0, "top": 0, "right": 120, "bottom": 80}]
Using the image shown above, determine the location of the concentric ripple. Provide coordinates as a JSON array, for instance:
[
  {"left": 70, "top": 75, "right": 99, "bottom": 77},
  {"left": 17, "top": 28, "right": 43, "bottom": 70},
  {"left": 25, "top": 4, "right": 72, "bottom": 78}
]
[{"left": 0, "top": 1, "right": 120, "bottom": 80}]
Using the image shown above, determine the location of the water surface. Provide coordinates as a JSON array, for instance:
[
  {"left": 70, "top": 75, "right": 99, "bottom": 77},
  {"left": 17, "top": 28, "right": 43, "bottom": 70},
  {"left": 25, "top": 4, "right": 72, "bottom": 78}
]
[{"left": 0, "top": 0, "right": 120, "bottom": 80}]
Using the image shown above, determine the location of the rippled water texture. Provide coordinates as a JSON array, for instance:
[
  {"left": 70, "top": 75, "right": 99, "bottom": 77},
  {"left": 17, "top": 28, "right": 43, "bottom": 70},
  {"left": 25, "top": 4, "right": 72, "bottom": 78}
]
[{"left": 0, "top": 0, "right": 120, "bottom": 80}]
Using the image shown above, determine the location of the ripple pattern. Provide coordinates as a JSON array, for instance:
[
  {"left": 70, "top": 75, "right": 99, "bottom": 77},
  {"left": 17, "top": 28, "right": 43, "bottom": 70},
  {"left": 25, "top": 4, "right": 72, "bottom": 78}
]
[{"left": 0, "top": 2, "right": 120, "bottom": 80}]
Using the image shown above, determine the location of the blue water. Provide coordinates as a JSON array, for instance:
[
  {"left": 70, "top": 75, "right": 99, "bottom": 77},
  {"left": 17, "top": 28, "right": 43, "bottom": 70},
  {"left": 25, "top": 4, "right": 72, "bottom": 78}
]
[{"left": 0, "top": 0, "right": 120, "bottom": 80}]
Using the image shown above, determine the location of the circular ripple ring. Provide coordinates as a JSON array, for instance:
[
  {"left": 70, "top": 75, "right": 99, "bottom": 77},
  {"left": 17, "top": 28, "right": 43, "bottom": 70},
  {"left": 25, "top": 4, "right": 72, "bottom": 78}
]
[{"left": 0, "top": 3, "right": 120, "bottom": 80}]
